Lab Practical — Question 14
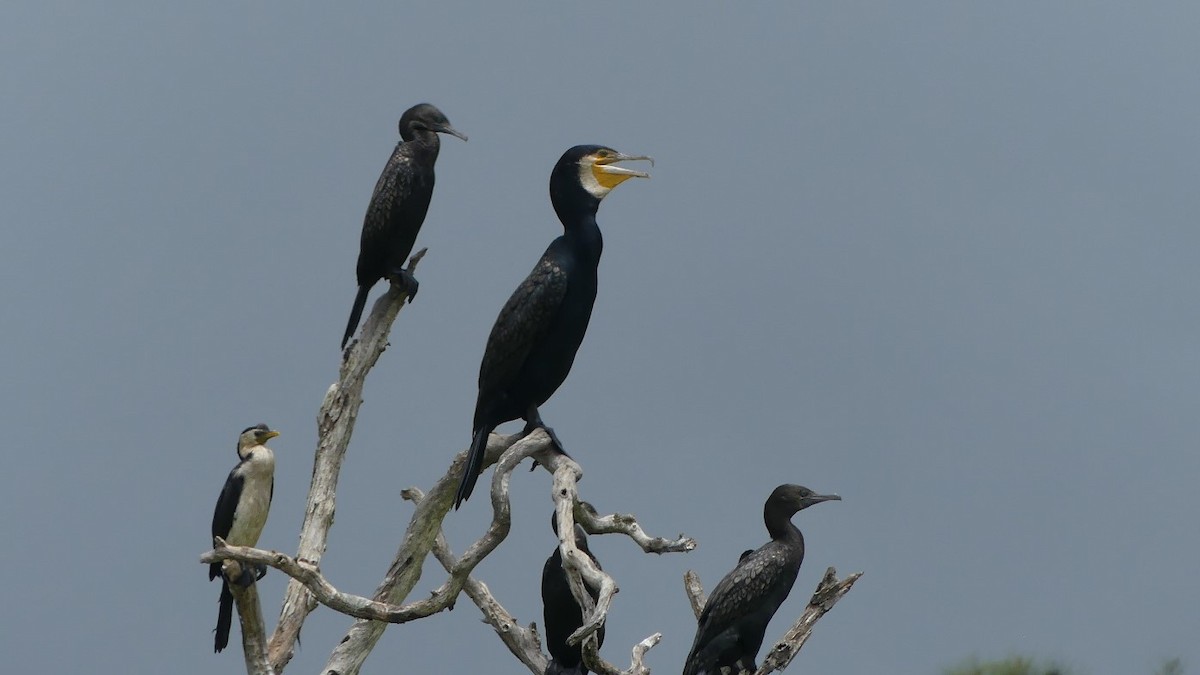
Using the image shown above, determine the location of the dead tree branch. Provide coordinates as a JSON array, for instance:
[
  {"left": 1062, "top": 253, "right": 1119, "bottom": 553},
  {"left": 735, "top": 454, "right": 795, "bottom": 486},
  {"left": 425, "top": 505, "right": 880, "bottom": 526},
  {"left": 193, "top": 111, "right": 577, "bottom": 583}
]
[
  {"left": 753, "top": 567, "right": 862, "bottom": 675},
  {"left": 682, "top": 565, "right": 862, "bottom": 675},
  {"left": 268, "top": 248, "right": 426, "bottom": 672},
  {"left": 405, "top": 448, "right": 689, "bottom": 675},
  {"left": 683, "top": 570, "right": 706, "bottom": 619},
  {"left": 205, "top": 538, "right": 480, "bottom": 624},
  {"left": 222, "top": 560, "right": 275, "bottom": 675},
  {"left": 408, "top": 487, "right": 549, "bottom": 675},
  {"left": 321, "top": 430, "right": 536, "bottom": 675}
]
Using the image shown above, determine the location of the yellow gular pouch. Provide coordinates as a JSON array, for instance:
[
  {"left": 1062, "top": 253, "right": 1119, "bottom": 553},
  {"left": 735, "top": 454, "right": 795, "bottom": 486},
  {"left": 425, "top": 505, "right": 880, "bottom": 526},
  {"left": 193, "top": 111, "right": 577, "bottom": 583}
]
[{"left": 592, "top": 161, "right": 637, "bottom": 189}]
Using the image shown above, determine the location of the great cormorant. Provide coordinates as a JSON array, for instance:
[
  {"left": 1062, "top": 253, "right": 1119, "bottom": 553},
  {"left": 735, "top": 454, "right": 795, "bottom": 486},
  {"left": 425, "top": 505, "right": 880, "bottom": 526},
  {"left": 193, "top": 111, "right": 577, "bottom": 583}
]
[
  {"left": 454, "top": 145, "right": 651, "bottom": 508},
  {"left": 542, "top": 514, "right": 606, "bottom": 675},
  {"left": 341, "top": 103, "right": 467, "bottom": 348},
  {"left": 682, "top": 485, "right": 840, "bottom": 675},
  {"left": 209, "top": 423, "right": 280, "bottom": 653}
]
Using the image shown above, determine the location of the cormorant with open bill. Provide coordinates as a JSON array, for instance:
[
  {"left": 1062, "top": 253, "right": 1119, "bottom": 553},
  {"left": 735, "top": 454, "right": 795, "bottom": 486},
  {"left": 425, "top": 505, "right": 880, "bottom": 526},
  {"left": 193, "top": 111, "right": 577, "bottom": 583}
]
[{"left": 453, "top": 145, "right": 651, "bottom": 508}]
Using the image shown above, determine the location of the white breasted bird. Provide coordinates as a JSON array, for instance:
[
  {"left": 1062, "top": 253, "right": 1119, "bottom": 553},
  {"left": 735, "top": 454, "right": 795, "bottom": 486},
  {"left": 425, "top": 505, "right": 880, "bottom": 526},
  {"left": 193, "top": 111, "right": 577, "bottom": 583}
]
[{"left": 209, "top": 423, "right": 279, "bottom": 653}]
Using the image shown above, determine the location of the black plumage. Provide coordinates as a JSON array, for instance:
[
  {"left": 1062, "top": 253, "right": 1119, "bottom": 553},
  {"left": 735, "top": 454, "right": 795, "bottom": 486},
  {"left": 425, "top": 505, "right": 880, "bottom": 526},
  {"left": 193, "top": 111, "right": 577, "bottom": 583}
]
[
  {"left": 681, "top": 485, "right": 840, "bottom": 675},
  {"left": 454, "top": 145, "right": 651, "bottom": 508},
  {"left": 341, "top": 103, "right": 466, "bottom": 348},
  {"left": 542, "top": 515, "right": 606, "bottom": 675},
  {"left": 210, "top": 424, "right": 280, "bottom": 653}
]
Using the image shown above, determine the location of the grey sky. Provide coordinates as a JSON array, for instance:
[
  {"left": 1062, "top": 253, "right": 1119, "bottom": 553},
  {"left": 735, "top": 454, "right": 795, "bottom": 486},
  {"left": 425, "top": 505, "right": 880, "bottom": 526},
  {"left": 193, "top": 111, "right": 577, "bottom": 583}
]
[{"left": 2, "top": 2, "right": 1196, "bottom": 674}]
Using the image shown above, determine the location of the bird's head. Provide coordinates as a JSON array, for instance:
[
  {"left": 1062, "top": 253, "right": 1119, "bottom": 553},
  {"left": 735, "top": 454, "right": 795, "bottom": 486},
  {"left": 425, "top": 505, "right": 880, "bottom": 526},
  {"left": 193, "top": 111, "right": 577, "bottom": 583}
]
[
  {"left": 550, "top": 145, "right": 652, "bottom": 218},
  {"left": 769, "top": 484, "right": 841, "bottom": 513},
  {"left": 399, "top": 103, "right": 468, "bottom": 143},
  {"left": 237, "top": 423, "right": 280, "bottom": 453}
]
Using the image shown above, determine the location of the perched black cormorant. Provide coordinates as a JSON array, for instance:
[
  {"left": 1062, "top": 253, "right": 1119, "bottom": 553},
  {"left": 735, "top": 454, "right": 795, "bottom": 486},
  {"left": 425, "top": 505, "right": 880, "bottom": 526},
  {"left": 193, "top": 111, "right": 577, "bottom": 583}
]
[
  {"left": 209, "top": 424, "right": 280, "bottom": 653},
  {"left": 341, "top": 103, "right": 467, "bottom": 348},
  {"left": 682, "top": 485, "right": 840, "bottom": 675},
  {"left": 454, "top": 145, "right": 651, "bottom": 508},
  {"left": 542, "top": 514, "right": 606, "bottom": 675}
]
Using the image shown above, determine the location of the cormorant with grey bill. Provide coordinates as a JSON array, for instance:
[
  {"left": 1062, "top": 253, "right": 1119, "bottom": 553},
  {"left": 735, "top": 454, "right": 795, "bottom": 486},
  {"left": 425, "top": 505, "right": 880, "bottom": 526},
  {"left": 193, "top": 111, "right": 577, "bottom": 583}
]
[
  {"left": 453, "top": 145, "right": 651, "bottom": 508},
  {"left": 681, "top": 484, "right": 840, "bottom": 675},
  {"left": 209, "top": 424, "right": 281, "bottom": 653},
  {"left": 542, "top": 513, "right": 606, "bottom": 675},
  {"left": 341, "top": 103, "right": 467, "bottom": 348}
]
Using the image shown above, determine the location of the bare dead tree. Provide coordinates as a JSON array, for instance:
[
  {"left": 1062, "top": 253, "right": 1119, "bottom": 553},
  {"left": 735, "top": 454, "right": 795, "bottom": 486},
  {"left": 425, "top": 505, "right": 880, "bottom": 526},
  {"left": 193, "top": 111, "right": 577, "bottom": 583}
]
[{"left": 201, "top": 250, "right": 859, "bottom": 675}]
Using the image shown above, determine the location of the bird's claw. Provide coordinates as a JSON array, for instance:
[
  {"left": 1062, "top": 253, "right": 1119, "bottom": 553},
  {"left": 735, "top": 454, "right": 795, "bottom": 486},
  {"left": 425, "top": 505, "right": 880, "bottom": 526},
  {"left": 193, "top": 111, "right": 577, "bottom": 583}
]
[{"left": 386, "top": 268, "right": 420, "bottom": 301}]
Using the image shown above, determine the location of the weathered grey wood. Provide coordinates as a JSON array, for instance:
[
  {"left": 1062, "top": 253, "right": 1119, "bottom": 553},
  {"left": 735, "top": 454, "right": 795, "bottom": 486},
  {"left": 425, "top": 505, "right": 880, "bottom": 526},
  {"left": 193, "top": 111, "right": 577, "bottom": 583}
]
[
  {"left": 681, "top": 565, "right": 862, "bottom": 675},
  {"left": 753, "top": 568, "right": 862, "bottom": 675},
  {"left": 267, "top": 249, "right": 426, "bottom": 672},
  {"left": 683, "top": 570, "right": 706, "bottom": 619},
  {"left": 409, "top": 487, "right": 549, "bottom": 675},
  {"left": 222, "top": 559, "right": 275, "bottom": 675},
  {"left": 320, "top": 430, "right": 530, "bottom": 675}
]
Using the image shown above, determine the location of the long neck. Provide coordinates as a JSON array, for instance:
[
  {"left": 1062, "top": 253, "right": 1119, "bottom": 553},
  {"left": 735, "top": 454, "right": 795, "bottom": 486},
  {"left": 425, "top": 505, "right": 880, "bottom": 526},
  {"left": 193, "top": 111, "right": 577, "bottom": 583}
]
[
  {"left": 562, "top": 212, "right": 603, "bottom": 266},
  {"left": 404, "top": 129, "right": 441, "bottom": 161},
  {"left": 764, "top": 502, "right": 802, "bottom": 542}
]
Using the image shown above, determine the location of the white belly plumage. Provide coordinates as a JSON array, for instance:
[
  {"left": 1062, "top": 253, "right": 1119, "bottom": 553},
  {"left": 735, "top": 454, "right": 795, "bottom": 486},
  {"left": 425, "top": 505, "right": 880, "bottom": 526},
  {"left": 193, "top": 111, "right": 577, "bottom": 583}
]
[{"left": 227, "top": 473, "right": 272, "bottom": 547}]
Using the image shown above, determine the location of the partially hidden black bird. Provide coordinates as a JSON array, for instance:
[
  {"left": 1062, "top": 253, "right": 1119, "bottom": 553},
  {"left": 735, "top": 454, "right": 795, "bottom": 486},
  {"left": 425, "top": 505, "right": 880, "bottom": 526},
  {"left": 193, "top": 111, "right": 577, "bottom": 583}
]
[
  {"left": 209, "top": 424, "right": 280, "bottom": 653},
  {"left": 681, "top": 485, "right": 840, "bottom": 675},
  {"left": 341, "top": 103, "right": 467, "bottom": 348},
  {"left": 454, "top": 145, "right": 651, "bottom": 508},
  {"left": 542, "top": 514, "right": 606, "bottom": 675}
]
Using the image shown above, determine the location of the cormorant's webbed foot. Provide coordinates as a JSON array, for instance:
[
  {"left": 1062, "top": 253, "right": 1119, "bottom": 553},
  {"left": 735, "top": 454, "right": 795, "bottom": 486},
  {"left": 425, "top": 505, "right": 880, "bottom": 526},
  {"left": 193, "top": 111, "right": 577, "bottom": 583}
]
[
  {"left": 522, "top": 416, "right": 572, "bottom": 471},
  {"left": 386, "top": 267, "right": 420, "bottom": 301},
  {"left": 233, "top": 564, "right": 258, "bottom": 588}
]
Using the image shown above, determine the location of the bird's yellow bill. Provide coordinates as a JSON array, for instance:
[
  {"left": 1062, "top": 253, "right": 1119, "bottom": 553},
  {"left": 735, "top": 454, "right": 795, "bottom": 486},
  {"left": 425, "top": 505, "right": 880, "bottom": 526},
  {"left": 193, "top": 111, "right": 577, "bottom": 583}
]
[{"left": 592, "top": 153, "right": 653, "bottom": 189}]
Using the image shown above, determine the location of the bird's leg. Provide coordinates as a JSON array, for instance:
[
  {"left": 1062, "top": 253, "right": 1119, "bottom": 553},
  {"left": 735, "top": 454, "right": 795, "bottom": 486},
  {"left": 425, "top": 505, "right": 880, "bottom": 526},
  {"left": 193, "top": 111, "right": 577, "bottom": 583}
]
[
  {"left": 233, "top": 564, "right": 258, "bottom": 588},
  {"left": 385, "top": 267, "right": 420, "bottom": 301},
  {"left": 523, "top": 406, "right": 571, "bottom": 471}
]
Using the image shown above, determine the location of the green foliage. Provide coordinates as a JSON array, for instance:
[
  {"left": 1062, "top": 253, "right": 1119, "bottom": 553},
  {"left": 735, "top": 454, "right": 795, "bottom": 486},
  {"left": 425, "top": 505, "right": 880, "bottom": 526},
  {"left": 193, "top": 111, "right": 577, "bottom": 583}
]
[
  {"left": 1155, "top": 658, "right": 1184, "bottom": 675},
  {"left": 943, "top": 656, "right": 1069, "bottom": 675}
]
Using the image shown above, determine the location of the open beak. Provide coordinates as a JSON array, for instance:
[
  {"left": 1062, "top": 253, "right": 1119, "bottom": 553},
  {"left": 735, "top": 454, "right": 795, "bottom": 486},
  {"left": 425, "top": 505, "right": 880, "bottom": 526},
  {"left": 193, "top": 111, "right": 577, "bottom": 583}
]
[
  {"left": 435, "top": 124, "right": 468, "bottom": 142},
  {"left": 595, "top": 152, "right": 653, "bottom": 179}
]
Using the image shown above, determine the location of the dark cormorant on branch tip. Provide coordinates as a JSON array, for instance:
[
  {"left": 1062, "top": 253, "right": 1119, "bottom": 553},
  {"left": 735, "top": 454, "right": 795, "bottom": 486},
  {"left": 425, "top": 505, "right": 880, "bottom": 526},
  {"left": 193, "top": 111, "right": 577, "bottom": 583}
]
[
  {"left": 542, "top": 513, "right": 606, "bottom": 675},
  {"left": 682, "top": 484, "right": 840, "bottom": 675},
  {"left": 341, "top": 103, "right": 467, "bottom": 348},
  {"left": 454, "top": 145, "right": 652, "bottom": 508},
  {"left": 209, "top": 424, "right": 280, "bottom": 653}
]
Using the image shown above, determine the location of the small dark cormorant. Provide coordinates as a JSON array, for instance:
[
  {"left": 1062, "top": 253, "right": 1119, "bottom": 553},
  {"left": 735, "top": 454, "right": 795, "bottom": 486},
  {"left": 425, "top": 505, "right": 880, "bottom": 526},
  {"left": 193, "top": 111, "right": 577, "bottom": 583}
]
[
  {"left": 682, "top": 485, "right": 840, "bottom": 675},
  {"left": 542, "top": 514, "right": 606, "bottom": 675},
  {"left": 341, "top": 103, "right": 467, "bottom": 348},
  {"left": 454, "top": 145, "right": 651, "bottom": 508},
  {"left": 209, "top": 424, "right": 280, "bottom": 653}
]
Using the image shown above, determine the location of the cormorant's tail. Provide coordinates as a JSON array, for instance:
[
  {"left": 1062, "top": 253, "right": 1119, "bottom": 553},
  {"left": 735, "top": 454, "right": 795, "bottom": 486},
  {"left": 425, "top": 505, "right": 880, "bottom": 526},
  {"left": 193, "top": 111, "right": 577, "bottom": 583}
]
[
  {"left": 341, "top": 285, "right": 371, "bottom": 349},
  {"left": 214, "top": 580, "right": 234, "bottom": 653},
  {"left": 544, "top": 660, "right": 585, "bottom": 675},
  {"left": 454, "top": 428, "right": 490, "bottom": 509}
]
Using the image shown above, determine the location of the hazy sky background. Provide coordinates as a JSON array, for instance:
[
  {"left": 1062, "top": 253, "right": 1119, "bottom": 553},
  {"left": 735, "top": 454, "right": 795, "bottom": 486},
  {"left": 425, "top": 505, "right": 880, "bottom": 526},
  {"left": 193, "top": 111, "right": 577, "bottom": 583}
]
[{"left": 2, "top": 3, "right": 1197, "bottom": 674}]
